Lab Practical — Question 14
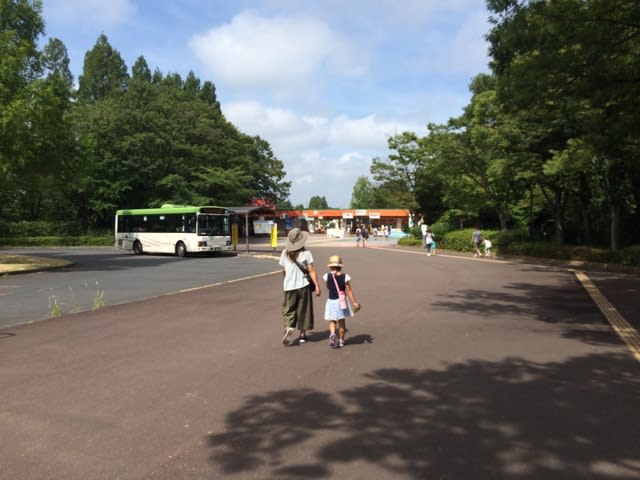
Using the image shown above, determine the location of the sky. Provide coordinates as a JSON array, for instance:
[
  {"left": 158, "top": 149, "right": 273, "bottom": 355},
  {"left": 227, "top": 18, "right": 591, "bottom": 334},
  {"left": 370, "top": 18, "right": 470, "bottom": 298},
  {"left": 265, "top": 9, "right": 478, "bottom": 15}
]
[{"left": 41, "top": 0, "right": 492, "bottom": 208}]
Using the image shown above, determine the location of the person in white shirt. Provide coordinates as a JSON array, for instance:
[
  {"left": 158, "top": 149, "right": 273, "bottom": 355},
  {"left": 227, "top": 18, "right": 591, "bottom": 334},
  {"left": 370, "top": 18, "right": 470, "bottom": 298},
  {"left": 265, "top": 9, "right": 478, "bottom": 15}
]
[
  {"left": 279, "top": 228, "right": 321, "bottom": 345},
  {"left": 483, "top": 238, "right": 493, "bottom": 257}
]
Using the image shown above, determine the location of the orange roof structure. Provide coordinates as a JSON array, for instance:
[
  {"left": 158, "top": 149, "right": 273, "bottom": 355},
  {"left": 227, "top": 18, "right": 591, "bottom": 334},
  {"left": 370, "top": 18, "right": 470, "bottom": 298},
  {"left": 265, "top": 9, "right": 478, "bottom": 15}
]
[{"left": 279, "top": 208, "right": 410, "bottom": 219}]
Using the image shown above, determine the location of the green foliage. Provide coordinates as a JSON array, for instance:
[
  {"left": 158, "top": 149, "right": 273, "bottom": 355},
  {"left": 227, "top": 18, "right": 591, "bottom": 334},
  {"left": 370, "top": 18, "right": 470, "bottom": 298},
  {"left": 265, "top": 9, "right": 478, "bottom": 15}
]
[
  {"left": 77, "top": 33, "right": 128, "bottom": 101},
  {"left": 618, "top": 245, "right": 640, "bottom": 267},
  {"left": 308, "top": 195, "right": 329, "bottom": 209},
  {"left": 0, "top": 235, "right": 113, "bottom": 247},
  {"left": 397, "top": 236, "right": 422, "bottom": 247},
  {"left": 2, "top": 12, "right": 289, "bottom": 233},
  {"left": 429, "top": 220, "right": 452, "bottom": 238},
  {"left": 370, "top": 132, "right": 424, "bottom": 216},
  {"left": 492, "top": 228, "right": 530, "bottom": 249},
  {"left": 0, "top": 220, "right": 85, "bottom": 236},
  {"left": 48, "top": 291, "right": 62, "bottom": 317},
  {"left": 437, "top": 228, "right": 500, "bottom": 253},
  {"left": 498, "top": 242, "right": 618, "bottom": 263},
  {"left": 350, "top": 176, "right": 375, "bottom": 209}
]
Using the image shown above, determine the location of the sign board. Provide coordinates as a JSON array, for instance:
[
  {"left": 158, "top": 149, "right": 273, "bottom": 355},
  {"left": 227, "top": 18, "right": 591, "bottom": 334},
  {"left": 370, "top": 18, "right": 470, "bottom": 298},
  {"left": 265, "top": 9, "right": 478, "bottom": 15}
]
[
  {"left": 355, "top": 209, "right": 367, "bottom": 216},
  {"left": 253, "top": 220, "right": 273, "bottom": 235},
  {"left": 369, "top": 212, "right": 381, "bottom": 219},
  {"left": 342, "top": 212, "right": 353, "bottom": 219}
]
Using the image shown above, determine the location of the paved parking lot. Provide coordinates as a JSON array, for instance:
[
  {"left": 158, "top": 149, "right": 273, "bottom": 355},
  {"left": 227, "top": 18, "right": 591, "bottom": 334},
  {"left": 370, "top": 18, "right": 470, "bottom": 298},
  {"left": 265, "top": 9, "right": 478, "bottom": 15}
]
[{"left": 1, "top": 243, "right": 639, "bottom": 479}]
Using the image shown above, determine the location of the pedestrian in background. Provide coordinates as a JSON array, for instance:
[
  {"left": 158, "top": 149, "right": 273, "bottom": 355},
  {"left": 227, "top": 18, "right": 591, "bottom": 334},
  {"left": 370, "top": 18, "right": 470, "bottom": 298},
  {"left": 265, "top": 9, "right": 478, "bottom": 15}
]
[
  {"left": 355, "top": 225, "right": 362, "bottom": 247},
  {"left": 471, "top": 227, "right": 482, "bottom": 257},
  {"left": 361, "top": 225, "right": 369, "bottom": 247},
  {"left": 323, "top": 255, "right": 360, "bottom": 348},
  {"left": 279, "top": 228, "right": 321, "bottom": 346},
  {"left": 425, "top": 228, "right": 435, "bottom": 256}
]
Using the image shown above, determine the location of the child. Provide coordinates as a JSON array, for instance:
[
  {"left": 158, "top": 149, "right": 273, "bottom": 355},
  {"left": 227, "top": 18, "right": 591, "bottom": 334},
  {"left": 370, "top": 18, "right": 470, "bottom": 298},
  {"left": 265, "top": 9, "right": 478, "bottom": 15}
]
[
  {"left": 483, "top": 238, "right": 492, "bottom": 257},
  {"left": 323, "top": 255, "right": 360, "bottom": 348}
]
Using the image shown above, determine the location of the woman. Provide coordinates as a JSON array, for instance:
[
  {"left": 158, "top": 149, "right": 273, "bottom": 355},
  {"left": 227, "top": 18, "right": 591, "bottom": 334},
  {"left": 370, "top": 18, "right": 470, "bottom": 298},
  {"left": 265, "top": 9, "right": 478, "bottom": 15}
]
[{"left": 279, "top": 228, "right": 321, "bottom": 345}]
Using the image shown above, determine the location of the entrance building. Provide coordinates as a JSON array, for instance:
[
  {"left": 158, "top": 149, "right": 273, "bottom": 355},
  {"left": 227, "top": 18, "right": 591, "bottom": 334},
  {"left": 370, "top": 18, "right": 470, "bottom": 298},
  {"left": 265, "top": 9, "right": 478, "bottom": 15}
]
[{"left": 277, "top": 209, "right": 411, "bottom": 237}]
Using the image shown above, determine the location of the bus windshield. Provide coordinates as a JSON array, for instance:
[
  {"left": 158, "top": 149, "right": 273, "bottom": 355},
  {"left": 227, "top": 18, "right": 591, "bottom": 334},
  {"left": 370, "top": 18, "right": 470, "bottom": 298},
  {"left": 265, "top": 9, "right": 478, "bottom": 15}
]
[{"left": 197, "top": 214, "right": 229, "bottom": 236}]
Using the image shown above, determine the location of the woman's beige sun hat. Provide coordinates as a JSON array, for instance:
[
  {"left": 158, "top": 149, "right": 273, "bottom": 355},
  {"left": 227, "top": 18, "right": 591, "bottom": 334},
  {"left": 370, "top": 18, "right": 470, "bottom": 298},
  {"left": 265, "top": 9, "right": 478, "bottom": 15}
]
[
  {"left": 327, "top": 255, "right": 343, "bottom": 268},
  {"left": 285, "top": 228, "right": 309, "bottom": 251}
]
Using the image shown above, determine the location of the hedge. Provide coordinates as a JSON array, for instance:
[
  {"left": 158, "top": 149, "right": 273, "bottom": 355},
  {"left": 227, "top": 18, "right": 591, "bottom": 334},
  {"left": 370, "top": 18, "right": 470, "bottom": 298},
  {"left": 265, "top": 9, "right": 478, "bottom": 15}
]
[{"left": 0, "top": 235, "right": 114, "bottom": 247}]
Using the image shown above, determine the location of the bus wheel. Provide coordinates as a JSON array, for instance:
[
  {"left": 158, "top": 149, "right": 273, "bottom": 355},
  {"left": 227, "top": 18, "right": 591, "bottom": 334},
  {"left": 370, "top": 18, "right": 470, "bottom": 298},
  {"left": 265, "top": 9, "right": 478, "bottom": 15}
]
[
  {"left": 176, "top": 242, "right": 187, "bottom": 257},
  {"left": 133, "top": 240, "right": 143, "bottom": 255}
]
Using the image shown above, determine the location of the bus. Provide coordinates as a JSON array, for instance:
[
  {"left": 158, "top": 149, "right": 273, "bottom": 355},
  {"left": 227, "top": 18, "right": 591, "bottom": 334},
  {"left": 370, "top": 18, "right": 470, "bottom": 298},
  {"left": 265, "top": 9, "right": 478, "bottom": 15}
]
[{"left": 115, "top": 205, "right": 232, "bottom": 257}]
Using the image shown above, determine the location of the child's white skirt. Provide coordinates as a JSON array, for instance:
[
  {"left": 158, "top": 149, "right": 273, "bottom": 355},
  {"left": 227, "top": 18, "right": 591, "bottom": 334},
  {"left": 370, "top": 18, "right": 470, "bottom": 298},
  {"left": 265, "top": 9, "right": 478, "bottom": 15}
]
[{"left": 324, "top": 298, "right": 353, "bottom": 320}]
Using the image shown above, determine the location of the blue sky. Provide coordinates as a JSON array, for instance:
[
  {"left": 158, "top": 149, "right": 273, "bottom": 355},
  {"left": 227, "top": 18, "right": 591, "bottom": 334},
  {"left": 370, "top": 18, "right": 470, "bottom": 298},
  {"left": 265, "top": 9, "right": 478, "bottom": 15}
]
[{"left": 41, "top": 0, "right": 491, "bottom": 208}]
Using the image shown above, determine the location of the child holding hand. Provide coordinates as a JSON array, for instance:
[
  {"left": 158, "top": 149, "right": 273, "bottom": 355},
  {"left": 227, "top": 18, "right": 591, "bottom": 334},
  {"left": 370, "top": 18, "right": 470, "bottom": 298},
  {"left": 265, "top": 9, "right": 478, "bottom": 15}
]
[{"left": 323, "top": 255, "right": 360, "bottom": 348}]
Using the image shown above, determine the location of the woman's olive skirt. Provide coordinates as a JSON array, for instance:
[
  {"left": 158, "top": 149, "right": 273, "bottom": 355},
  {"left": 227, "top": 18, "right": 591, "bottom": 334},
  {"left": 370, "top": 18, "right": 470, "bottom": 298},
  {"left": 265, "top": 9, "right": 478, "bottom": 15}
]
[{"left": 282, "top": 286, "right": 314, "bottom": 331}]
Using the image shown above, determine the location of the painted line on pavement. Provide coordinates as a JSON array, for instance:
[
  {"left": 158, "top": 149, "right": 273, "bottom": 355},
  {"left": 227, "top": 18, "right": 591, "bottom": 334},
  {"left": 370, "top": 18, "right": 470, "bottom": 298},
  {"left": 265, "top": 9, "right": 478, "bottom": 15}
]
[
  {"left": 168, "top": 270, "right": 281, "bottom": 296},
  {"left": 573, "top": 270, "right": 640, "bottom": 363}
]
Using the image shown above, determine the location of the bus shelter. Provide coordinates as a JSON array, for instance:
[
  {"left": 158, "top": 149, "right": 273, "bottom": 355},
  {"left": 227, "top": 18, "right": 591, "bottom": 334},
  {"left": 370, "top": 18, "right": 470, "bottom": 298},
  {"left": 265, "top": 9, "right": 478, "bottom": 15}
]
[{"left": 227, "top": 206, "right": 277, "bottom": 252}]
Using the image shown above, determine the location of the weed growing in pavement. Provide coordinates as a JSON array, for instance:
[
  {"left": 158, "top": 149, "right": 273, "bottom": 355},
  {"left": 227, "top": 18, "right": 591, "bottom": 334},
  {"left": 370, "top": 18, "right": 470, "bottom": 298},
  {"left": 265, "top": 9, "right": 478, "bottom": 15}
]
[
  {"left": 93, "top": 282, "right": 105, "bottom": 309},
  {"left": 48, "top": 291, "right": 62, "bottom": 317},
  {"left": 47, "top": 282, "right": 106, "bottom": 317}
]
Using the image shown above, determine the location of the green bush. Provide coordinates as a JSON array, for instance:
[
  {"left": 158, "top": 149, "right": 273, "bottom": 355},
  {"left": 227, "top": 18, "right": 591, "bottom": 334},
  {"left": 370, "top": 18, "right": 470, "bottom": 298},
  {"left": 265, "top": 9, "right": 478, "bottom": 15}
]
[
  {"left": 1, "top": 220, "right": 87, "bottom": 237},
  {"left": 0, "top": 235, "right": 113, "bottom": 247},
  {"left": 618, "top": 245, "right": 640, "bottom": 266},
  {"left": 430, "top": 220, "right": 452, "bottom": 238},
  {"left": 408, "top": 225, "right": 422, "bottom": 240},
  {"left": 397, "top": 236, "right": 423, "bottom": 247},
  {"left": 493, "top": 228, "right": 529, "bottom": 248},
  {"left": 440, "top": 228, "right": 499, "bottom": 253}
]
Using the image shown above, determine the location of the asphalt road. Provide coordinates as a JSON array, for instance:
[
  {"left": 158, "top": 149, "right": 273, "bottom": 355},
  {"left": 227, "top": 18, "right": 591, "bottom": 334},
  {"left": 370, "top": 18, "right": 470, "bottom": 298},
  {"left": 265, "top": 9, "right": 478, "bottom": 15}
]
[
  {"left": 0, "top": 248, "right": 282, "bottom": 328},
  {"left": 1, "top": 243, "right": 639, "bottom": 479}
]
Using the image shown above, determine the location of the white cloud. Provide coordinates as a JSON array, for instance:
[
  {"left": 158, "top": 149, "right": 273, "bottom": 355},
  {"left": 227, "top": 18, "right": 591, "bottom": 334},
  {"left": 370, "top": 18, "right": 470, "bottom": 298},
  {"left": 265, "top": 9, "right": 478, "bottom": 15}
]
[
  {"left": 223, "top": 99, "right": 426, "bottom": 207},
  {"left": 223, "top": 101, "right": 422, "bottom": 154},
  {"left": 43, "top": 0, "right": 135, "bottom": 26},
  {"left": 188, "top": 11, "right": 366, "bottom": 95},
  {"left": 337, "top": 152, "right": 365, "bottom": 166},
  {"left": 329, "top": 115, "right": 422, "bottom": 150}
]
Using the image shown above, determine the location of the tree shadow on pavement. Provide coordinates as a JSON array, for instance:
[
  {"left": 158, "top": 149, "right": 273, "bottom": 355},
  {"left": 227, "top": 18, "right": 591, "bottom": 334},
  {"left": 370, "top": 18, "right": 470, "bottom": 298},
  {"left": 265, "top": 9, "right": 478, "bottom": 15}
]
[
  {"left": 208, "top": 353, "right": 640, "bottom": 479},
  {"left": 430, "top": 279, "right": 622, "bottom": 347}
]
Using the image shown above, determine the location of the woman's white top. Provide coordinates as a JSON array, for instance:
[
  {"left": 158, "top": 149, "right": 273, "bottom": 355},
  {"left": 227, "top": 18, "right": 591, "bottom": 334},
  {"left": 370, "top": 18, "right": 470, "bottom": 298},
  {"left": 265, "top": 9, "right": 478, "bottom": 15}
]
[{"left": 279, "top": 249, "right": 314, "bottom": 291}]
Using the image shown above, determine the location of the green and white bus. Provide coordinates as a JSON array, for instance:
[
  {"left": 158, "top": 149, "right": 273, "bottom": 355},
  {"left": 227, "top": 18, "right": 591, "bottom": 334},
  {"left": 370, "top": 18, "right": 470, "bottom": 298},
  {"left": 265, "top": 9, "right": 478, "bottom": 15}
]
[{"left": 115, "top": 205, "right": 232, "bottom": 256}]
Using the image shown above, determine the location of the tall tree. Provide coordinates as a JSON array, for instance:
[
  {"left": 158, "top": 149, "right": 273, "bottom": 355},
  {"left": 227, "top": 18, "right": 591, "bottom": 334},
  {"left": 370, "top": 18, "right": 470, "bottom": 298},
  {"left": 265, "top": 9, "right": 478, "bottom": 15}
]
[
  {"left": 78, "top": 34, "right": 128, "bottom": 101},
  {"left": 131, "top": 56, "right": 151, "bottom": 83},
  {"left": 350, "top": 176, "right": 375, "bottom": 209},
  {"left": 429, "top": 74, "right": 526, "bottom": 231},
  {"left": 308, "top": 195, "right": 329, "bottom": 209},
  {"left": 370, "top": 132, "right": 425, "bottom": 222},
  {"left": 486, "top": 0, "right": 640, "bottom": 248},
  {"left": 0, "top": 0, "right": 45, "bottom": 218}
]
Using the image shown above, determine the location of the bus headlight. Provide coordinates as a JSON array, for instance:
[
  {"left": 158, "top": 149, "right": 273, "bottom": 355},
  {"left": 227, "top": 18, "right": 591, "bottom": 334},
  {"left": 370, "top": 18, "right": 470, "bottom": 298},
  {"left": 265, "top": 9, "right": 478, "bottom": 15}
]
[{"left": 198, "top": 241, "right": 208, "bottom": 247}]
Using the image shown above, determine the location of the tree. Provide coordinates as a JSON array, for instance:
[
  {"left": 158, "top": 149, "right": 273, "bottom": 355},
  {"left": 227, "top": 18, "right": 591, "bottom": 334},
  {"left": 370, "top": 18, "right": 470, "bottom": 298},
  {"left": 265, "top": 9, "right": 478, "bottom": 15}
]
[
  {"left": 78, "top": 34, "right": 128, "bottom": 101},
  {"left": 486, "top": 0, "right": 640, "bottom": 248},
  {"left": 428, "top": 75, "right": 527, "bottom": 231},
  {"left": 72, "top": 65, "right": 289, "bottom": 227},
  {"left": 0, "top": 1, "right": 80, "bottom": 222},
  {"left": 308, "top": 196, "right": 329, "bottom": 209},
  {"left": 131, "top": 56, "right": 151, "bottom": 83},
  {"left": 371, "top": 132, "right": 426, "bottom": 222},
  {"left": 0, "top": 0, "right": 45, "bottom": 218},
  {"left": 350, "top": 176, "right": 375, "bottom": 209}
]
